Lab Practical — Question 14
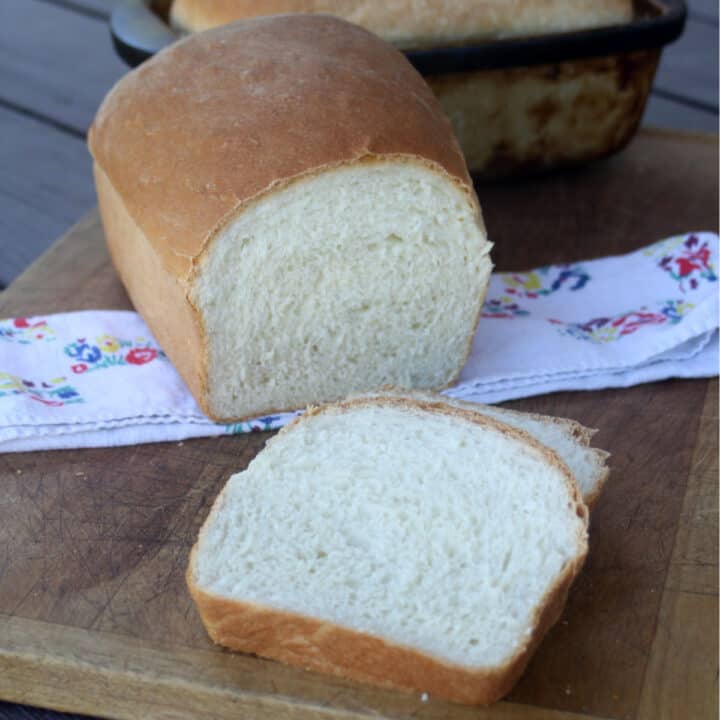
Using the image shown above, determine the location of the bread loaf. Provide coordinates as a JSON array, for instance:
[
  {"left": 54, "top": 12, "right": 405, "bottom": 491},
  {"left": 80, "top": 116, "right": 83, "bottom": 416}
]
[
  {"left": 170, "top": 0, "right": 634, "bottom": 48},
  {"left": 188, "top": 394, "right": 589, "bottom": 704},
  {"left": 89, "top": 15, "right": 491, "bottom": 423}
]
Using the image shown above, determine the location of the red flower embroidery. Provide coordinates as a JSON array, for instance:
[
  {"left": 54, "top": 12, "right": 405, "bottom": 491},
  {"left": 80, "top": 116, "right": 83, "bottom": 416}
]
[
  {"left": 126, "top": 348, "right": 157, "bottom": 365},
  {"left": 71, "top": 363, "right": 88, "bottom": 374},
  {"left": 30, "top": 396, "right": 63, "bottom": 407},
  {"left": 13, "top": 318, "right": 29, "bottom": 328}
]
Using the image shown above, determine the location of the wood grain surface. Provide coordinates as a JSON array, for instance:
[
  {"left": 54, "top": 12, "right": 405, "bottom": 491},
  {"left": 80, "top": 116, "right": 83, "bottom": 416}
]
[
  {"left": 0, "top": 107, "right": 95, "bottom": 288},
  {"left": 689, "top": 0, "right": 719, "bottom": 22},
  {"left": 0, "top": 0, "right": 126, "bottom": 133},
  {"left": 658, "top": 18, "right": 719, "bottom": 100},
  {"left": 0, "top": 129, "right": 717, "bottom": 719},
  {"left": 36, "top": 0, "right": 115, "bottom": 20}
]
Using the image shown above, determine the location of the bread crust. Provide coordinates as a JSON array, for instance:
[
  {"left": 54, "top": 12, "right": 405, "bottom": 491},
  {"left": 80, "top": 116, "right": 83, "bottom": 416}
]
[
  {"left": 88, "top": 15, "right": 484, "bottom": 421},
  {"left": 187, "top": 395, "right": 589, "bottom": 705},
  {"left": 94, "top": 164, "right": 210, "bottom": 411},
  {"left": 170, "top": 0, "right": 634, "bottom": 48}
]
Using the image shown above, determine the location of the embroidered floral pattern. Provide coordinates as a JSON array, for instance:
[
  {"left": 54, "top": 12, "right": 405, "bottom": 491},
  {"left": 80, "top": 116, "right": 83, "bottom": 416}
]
[
  {"left": 502, "top": 265, "right": 591, "bottom": 298},
  {"left": 654, "top": 234, "right": 718, "bottom": 291},
  {"left": 482, "top": 298, "right": 530, "bottom": 319},
  {"left": 550, "top": 300, "right": 694, "bottom": 344},
  {"left": 0, "top": 372, "right": 82, "bottom": 406},
  {"left": 0, "top": 317, "right": 55, "bottom": 344},
  {"left": 483, "top": 265, "right": 591, "bottom": 319},
  {"left": 65, "top": 335, "right": 166, "bottom": 374},
  {"left": 225, "top": 414, "right": 291, "bottom": 434}
]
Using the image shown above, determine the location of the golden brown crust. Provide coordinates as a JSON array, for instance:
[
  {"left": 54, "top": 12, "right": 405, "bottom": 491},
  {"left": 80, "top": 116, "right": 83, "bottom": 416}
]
[
  {"left": 94, "top": 164, "right": 212, "bottom": 412},
  {"left": 583, "top": 462, "right": 611, "bottom": 508},
  {"left": 187, "top": 556, "right": 583, "bottom": 704},
  {"left": 187, "top": 395, "right": 589, "bottom": 705},
  {"left": 170, "top": 0, "right": 634, "bottom": 48},
  {"left": 88, "top": 14, "right": 473, "bottom": 281}
]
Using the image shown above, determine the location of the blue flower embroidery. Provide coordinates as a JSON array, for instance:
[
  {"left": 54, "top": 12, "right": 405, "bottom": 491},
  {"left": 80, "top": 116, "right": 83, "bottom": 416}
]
[{"left": 65, "top": 342, "right": 102, "bottom": 363}]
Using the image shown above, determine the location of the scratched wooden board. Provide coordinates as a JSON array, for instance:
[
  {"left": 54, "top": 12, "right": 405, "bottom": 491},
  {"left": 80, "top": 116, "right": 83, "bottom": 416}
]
[{"left": 0, "top": 129, "right": 717, "bottom": 720}]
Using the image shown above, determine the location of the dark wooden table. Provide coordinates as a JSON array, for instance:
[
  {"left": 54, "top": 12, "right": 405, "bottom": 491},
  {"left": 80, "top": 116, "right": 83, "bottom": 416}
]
[{"left": 0, "top": 2, "right": 718, "bottom": 719}]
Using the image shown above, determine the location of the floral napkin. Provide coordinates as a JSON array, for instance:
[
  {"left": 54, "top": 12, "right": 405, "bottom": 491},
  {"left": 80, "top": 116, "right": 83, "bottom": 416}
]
[{"left": 1, "top": 232, "right": 717, "bottom": 452}]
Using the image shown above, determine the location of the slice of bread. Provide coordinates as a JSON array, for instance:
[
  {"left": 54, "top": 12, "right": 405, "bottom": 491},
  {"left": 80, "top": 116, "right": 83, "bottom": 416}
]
[
  {"left": 368, "top": 390, "right": 610, "bottom": 507},
  {"left": 463, "top": 403, "right": 610, "bottom": 508},
  {"left": 188, "top": 395, "right": 589, "bottom": 704}
]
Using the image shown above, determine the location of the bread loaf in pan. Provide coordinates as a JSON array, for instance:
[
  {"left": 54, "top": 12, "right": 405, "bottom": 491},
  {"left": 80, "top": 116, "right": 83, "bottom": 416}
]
[
  {"left": 89, "top": 14, "right": 491, "bottom": 422},
  {"left": 111, "top": 2, "right": 681, "bottom": 178},
  {"left": 170, "top": 0, "right": 634, "bottom": 49},
  {"left": 428, "top": 49, "right": 660, "bottom": 176},
  {"left": 164, "top": 1, "right": 655, "bottom": 177}
]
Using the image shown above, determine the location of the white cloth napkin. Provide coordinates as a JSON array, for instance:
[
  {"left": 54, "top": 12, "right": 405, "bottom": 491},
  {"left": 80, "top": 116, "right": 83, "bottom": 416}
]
[{"left": 1, "top": 232, "right": 717, "bottom": 452}]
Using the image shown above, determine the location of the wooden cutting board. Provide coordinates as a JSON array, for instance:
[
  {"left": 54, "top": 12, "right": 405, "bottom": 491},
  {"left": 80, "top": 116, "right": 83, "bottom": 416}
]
[{"left": 0, "top": 129, "right": 717, "bottom": 720}]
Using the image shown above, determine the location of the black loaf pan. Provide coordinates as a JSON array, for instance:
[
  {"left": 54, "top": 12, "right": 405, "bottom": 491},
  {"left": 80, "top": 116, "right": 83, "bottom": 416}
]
[{"left": 110, "top": 0, "right": 686, "bottom": 177}]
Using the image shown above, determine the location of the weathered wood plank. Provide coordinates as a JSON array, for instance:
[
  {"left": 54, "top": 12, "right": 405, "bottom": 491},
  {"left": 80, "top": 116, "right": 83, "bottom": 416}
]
[
  {"left": 1, "top": 614, "right": 613, "bottom": 720},
  {"left": 637, "top": 592, "right": 718, "bottom": 720},
  {"left": 0, "top": 701, "right": 85, "bottom": 720},
  {"left": 654, "top": 18, "right": 719, "bottom": 110},
  {"left": 664, "top": 383, "right": 718, "bottom": 597},
  {"left": 688, "top": 0, "right": 719, "bottom": 24},
  {"left": 34, "top": 0, "right": 115, "bottom": 20},
  {"left": 0, "top": 106, "right": 95, "bottom": 288},
  {"left": 0, "top": 0, "right": 127, "bottom": 133},
  {"left": 636, "top": 384, "right": 719, "bottom": 720},
  {"left": 643, "top": 94, "right": 718, "bottom": 132}
]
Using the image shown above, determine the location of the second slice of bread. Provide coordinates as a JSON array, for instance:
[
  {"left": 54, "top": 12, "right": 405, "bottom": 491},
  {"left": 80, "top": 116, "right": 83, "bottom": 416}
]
[
  {"left": 364, "top": 390, "right": 610, "bottom": 507},
  {"left": 188, "top": 394, "right": 589, "bottom": 704}
]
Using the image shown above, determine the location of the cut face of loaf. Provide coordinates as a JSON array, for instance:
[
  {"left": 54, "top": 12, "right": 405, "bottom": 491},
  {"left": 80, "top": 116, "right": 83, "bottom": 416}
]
[
  {"left": 193, "top": 162, "right": 491, "bottom": 420},
  {"left": 88, "top": 15, "right": 490, "bottom": 422},
  {"left": 188, "top": 396, "right": 589, "bottom": 705}
]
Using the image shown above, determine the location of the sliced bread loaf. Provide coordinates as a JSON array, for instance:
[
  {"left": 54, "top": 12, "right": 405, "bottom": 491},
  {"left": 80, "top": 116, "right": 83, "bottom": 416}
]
[
  {"left": 89, "top": 15, "right": 491, "bottom": 423},
  {"left": 188, "top": 395, "right": 589, "bottom": 704}
]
